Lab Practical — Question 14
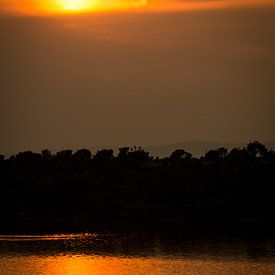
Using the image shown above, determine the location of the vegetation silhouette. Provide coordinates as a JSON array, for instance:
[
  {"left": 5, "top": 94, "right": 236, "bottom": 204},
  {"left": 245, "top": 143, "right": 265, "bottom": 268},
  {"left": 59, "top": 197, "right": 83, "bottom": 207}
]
[{"left": 0, "top": 142, "right": 274, "bottom": 233}]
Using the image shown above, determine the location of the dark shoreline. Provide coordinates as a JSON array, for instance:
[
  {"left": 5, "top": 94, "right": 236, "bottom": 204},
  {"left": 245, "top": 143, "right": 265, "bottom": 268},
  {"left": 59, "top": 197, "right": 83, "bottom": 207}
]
[
  {"left": 2, "top": 218, "right": 275, "bottom": 237},
  {"left": 1, "top": 141, "right": 274, "bottom": 237}
]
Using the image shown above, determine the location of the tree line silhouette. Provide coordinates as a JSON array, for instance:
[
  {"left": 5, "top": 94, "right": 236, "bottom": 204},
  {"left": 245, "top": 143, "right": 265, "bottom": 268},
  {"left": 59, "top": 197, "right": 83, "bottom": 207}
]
[{"left": 0, "top": 141, "right": 274, "bottom": 233}]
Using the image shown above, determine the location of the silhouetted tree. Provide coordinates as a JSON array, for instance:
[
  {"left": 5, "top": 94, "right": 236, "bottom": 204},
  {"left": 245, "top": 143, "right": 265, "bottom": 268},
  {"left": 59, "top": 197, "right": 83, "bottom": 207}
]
[
  {"left": 117, "top": 147, "right": 130, "bottom": 159},
  {"left": 8, "top": 155, "right": 15, "bottom": 161},
  {"left": 228, "top": 148, "right": 249, "bottom": 161},
  {"left": 247, "top": 141, "right": 267, "bottom": 157},
  {"left": 15, "top": 151, "right": 42, "bottom": 163},
  {"left": 217, "top": 147, "right": 228, "bottom": 158},
  {"left": 204, "top": 147, "right": 228, "bottom": 161},
  {"left": 55, "top": 150, "right": 73, "bottom": 161},
  {"left": 0, "top": 155, "right": 4, "bottom": 162},
  {"left": 94, "top": 149, "right": 114, "bottom": 161},
  {"left": 73, "top": 149, "right": 92, "bottom": 161},
  {"left": 127, "top": 147, "right": 152, "bottom": 162},
  {"left": 42, "top": 149, "right": 52, "bottom": 160},
  {"left": 170, "top": 149, "right": 192, "bottom": 160}
]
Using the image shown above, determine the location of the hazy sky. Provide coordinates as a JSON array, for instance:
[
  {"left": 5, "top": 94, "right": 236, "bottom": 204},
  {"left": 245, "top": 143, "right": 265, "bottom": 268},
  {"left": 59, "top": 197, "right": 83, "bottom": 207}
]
[{"left": 0, "top": 0, "right": 275, "bottom": 153}]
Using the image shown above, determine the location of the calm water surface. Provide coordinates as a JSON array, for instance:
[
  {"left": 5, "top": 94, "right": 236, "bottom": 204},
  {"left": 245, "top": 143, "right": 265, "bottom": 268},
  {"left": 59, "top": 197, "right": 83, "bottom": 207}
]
[{"left": 0, "top": 233, "right": 275, "bottom": 274}]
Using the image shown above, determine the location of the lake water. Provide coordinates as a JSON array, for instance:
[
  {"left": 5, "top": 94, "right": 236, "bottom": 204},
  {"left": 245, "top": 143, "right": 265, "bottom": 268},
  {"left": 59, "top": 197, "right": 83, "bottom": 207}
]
[{"left": 0, "top": 233, "right": 275, "bottom": 274}]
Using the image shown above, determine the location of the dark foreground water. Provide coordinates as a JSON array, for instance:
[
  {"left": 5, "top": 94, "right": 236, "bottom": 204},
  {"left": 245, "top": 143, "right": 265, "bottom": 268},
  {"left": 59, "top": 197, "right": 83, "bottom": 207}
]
[{"left": 0, "top": 232, "right": 275, "bottom": 274}]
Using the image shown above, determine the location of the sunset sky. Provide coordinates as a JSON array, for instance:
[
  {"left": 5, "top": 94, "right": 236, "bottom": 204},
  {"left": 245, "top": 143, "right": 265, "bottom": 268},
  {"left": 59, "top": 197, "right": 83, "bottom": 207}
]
[{"left": 0, "top": 0, "right": 274, "bottom": 153}]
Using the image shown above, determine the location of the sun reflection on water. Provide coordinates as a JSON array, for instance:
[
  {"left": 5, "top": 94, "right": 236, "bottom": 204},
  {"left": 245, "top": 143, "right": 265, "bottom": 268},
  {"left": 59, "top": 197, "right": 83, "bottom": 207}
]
[
  {"left": 1, "top": 255, "right": 275, "bottom": 275},
  {"left": 0, "top": 234, "right": 275, "bottom": 274}
]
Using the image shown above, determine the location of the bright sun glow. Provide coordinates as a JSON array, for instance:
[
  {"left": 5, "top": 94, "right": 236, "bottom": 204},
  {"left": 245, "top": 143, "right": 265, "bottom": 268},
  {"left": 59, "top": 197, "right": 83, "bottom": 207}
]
[
  {"left": 1, "top": 0, "right": 274, "bottom": 16},
  {"left": 1, "top": 0, "right": 148, "bottom": 15},
  {"left": 53, "top": 0, "right": 148, "bottom": 13},
  {"left": 58, "top": 0, "right": 95, "bottom": 11}
]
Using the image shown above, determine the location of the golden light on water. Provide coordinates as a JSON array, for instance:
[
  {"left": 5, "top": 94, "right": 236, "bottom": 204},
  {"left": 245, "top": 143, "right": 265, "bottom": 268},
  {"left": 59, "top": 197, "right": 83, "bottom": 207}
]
[
  {"left": 2, "top": 255, "right": 275, "bottom": 275},
  {"left": 0, "top": 235, "right": 275, "bottom": 274}
]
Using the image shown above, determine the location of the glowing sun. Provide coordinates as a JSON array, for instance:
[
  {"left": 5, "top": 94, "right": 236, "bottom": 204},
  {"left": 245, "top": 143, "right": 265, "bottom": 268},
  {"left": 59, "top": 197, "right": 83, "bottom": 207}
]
[
  {"left": 58, "top": 0, "right": 95, "bottom": 12},
  {"left": 8, "top": 0, "right": 148, "bottom": 15}
]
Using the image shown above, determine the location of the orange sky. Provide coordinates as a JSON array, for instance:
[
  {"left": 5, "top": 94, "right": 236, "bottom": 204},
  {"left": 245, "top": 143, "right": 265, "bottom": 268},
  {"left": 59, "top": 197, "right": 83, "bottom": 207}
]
[
  {"left": 0, "top": 0, "right": 274, "bottom": 152},
  {"left": 0, "top": 0, "right": 274, "bottom": 15}
]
